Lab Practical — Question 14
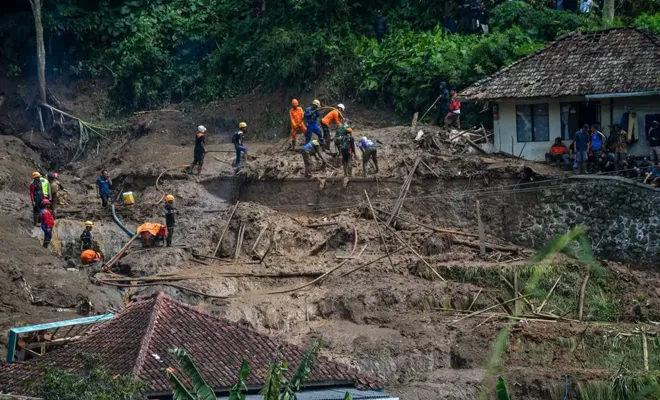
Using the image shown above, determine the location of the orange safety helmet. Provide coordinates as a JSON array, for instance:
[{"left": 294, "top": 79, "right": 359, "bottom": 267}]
[
  {"left": 347, "top": 128, "right": 353, "bottom": 134},
  {"left": 291, "top": 99, "right": 299, "bottom": 107}
]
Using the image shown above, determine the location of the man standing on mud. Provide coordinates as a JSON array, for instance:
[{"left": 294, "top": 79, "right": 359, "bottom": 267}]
[
  {"left": 299, "top": 139, "right": 326, "bottom": 178},
  {"left": 30, "top": 172, "right": 44, "bottom": 226},
  {"left": 96, "top": 169, "right": 112, "bottom": 207},
  {"left": 289, "top": 99, "right": 306, "bottom": 150},
  {"left": 434, "top": 82, "right": 451, "bottom": 127},
  {"left": 80, "top": 221, "right": 94, "bottom": 250},
  {"left": 164, "top": 194, "right": 176, "bottom": 247},
  {"left": 339, "top": 127, "right": 356, "bottom": 178},
  {"left": 233, "top": 122, "right": 248, "bottom": 167},
  {"left": 40, "top": 199, "right": 55, "bottom": 248},
  {"left": 304, "top": 100, "right": 323, "bottom": 145},
  {"left": 191, "top": 125, "right": 207, "bottom": 175}
]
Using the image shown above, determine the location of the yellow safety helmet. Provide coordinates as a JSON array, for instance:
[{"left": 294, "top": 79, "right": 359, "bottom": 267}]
[
  {"left": 312, "top": 99, "right": 321, "bottom": 107},
  {"left": 311, "top": 139, "right": 320, "bottom": 146},
  {"left": 165, "top": 194, "right": 175, "bottom": 202},
  {"left": 32, "top": 171, "right": 41, "bottom": 179},
  {"left": 85, "top": 221, "right": 94, "bottom": 227},
  {"left": 238, "top": 122, "right": 247, "bottom": 129}
]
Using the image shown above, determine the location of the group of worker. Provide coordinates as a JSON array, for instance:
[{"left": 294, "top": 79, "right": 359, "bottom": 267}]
[
  {"left": 190, "top": 122, "right": 248, "bottom": 174},
  {"left": 29, "top": 167, "right": 178, "bottom": 265},
  {"left": 289, "top": 99, "right": 379, "bottom": 178}
]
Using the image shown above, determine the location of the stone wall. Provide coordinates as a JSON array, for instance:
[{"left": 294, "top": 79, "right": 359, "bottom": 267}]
[{"left": 508, "top": 176, "right": 660, "bottom": 265}]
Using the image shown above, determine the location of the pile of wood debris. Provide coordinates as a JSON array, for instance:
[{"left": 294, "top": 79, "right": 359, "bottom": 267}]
[{"left": 413, "top": 125, "right": 494, "bottom": 155}]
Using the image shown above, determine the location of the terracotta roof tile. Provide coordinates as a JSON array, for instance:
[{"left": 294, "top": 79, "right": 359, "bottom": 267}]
[
  {"left": 459, "top": 27, "right": 660, "bottom": 100},
  {"left": 0, "top": 293, "right": 382, "bottom": 396}
]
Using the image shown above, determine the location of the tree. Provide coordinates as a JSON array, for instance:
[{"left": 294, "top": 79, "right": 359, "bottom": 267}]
[
  {"left": 603, "top": 0, "right": 614, "bottom": 22},
  {"left": 35, "top": 354, "right": 147, "bottom": 400},
  {"left": 27, "top": 0, "right": 47, "bottom": 104}
]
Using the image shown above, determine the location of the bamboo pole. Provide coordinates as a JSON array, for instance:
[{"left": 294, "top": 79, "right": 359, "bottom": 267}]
[
  {"left": 384, "top": 224, "right": 445, "bottom": 281},
  {"left": 213, "top": 201, "right": 240, "bottom": 258},
  {"left": 537, "top": 277, "right": 561, "bottom": 313},
  {"left": 476, "top": 200, "right": 486, "bottom": 256},
  {"left": 643, "top": 329, "right": 649, "bottom": 371},
  {"left": 578, "top": 270, "right": 590, "bottom": 321},
  {"left": 364, "top": 190, "right": 394, "bottom": 270},
  {"left": 449, "top": 294, "right": 531, "bottom": 326}
]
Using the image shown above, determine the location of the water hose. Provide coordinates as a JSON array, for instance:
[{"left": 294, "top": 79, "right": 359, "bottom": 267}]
[{"left": 111, "top": 204, "right": 135, "bottom": 237}]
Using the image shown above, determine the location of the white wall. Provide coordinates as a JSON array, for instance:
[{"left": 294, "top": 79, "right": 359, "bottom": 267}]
[
  {"left": 494, "top": 98, "right": 562, "bottom": 161},
  {"left": 612, "top": 96, "right": 660, "bottom": 157},
  {"left": 494, "top": 96, "right": 660, "bottom": 161}
]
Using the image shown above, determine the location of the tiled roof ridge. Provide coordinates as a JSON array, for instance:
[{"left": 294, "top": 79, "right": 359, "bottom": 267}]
[
  {"left": 459, "top": 26, "right": 660, "bottom": 99},
  {"left": 131, "top": 293, "right": 165, "bottom": 376}
]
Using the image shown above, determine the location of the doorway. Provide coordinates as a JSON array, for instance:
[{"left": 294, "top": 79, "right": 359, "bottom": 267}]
[{"left": 560, "top": 102, "right": 601, "bottom": 140}]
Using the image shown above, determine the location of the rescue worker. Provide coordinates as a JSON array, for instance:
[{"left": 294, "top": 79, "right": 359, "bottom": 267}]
[
  {"left": 338, "top": 127, "right": 356, "bottom": 177},
  {"left": 233, "top": 122, "right": 248, "bottom": 167},
  {"left": 46, "top": 172, "right": 66, "bottom": 214},
  {"left": 96, "top": 169, "right": 112, "bottom": 207},
  {"left": 164, "top": 194, "right": 176, "bottom": 247},
  {"left": 40, "top": 199, "right": 55, "bottom": 248},
  {"left": 29, "top": 172, "right": 44, "bottom": 226},
  {"left": 191, "top": 125, "right": 207, "bottom": 175},
  {"left": 80, "top": 221, "right": 94, "bottom": 251},
  {"left": 304, "top": 100, "right": 323, "bottom": 145},
  {"left": 80, "top": 249, "right": 102, "bottom": 265},
  {"left": 358, "top": 136, "right": 379, "bottom": 177},
  {"left": 334, "top": 123, "right": 350, "bottom": 154},
  {"left": 321, "top": 104, "right": 345, "bottom": 150},
  {"left": 40, "top": 173, "right": 51, "bottom": 202},
  {"left": 299, "top": 139, "right": 326, "bottom": 178},
  {"left": 289, "top": 99, "right": 306, "bottom": 150}
]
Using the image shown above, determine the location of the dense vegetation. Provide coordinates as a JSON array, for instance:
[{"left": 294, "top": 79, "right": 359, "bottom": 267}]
[{"left": 1, "top": 0, "right": 660, "bottom": 112}]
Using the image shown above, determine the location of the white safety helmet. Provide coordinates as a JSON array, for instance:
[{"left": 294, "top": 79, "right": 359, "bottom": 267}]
[
  {"left": 198, "top": 125, "right": 207, "bottom": 132},
  {"left": 337, "top": 104, "right": 345, "bottom": 111}
]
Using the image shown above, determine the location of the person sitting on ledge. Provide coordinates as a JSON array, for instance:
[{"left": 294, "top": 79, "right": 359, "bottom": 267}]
[
  {"left": 545, "top": 137, "right": 570, "bottom": 167},
  {"left": 644, "top": 162, "right": 660, "bottom": 186}
]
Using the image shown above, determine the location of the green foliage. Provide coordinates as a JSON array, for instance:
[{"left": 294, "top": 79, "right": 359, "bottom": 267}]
[
  {"left": 281, "top": 339, "right": 322, "bottom": 400},
  {"left": 490, "top": 1, "right": 599, "bottom": 41},
  {"left": 34, "top": 353, "right": 146, "bottom": 400},
  {"left": 228, "top": 360, "right": 250, "bottom": 400},
  {"left": 167, "top": 348, "right": 216, "bottom": 400},
  {"left": 354, "top": 26, "right": 543, "bottom": 113},
  {"left": 496, "top": 376, "right": 511, "bottom": 400},
  {"left": 573, "top": 371, "right": 660, "bottom": 400},
  {"left": 635, "top": 13, "right": 660, "bottom": 34},
  {"left": 260, "top": 350, "right": 288, "bottom": 400}
]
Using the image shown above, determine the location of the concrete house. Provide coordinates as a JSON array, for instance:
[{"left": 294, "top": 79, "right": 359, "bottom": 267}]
[{"left": 459, "top": 27, "right": 660, "bottom": 161}]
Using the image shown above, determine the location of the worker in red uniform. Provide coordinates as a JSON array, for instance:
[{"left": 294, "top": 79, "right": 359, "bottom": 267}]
[
  {"left": 321, "top": 104, "right": 345, "bottom": 150},
  {"left": 289, "top": 99, "right": 306, "bottom": 150},
  {"left": 29, "top": 172, "right": 44, "bottom": 226},
  {"left": 40, "top": 199, "right": 55, "bottom": 248},
  {"left": 444, "top": 90, "right": 461, "bottom": 129}
]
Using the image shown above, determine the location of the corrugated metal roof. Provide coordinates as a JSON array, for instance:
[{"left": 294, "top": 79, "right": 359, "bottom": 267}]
[{"left": 219, "top": 388, "right": 397, "bottom": 400}]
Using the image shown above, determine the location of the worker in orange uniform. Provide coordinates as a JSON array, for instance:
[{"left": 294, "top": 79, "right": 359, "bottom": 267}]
[
  {"left": 321, "top": 104, "right": 345, "bottom": 151},
  {"left": 80, "top": 249, "right": 102, "bottom": 265},
  {"left": 289, "top": 99, "right": 306, "bottom": 150}
]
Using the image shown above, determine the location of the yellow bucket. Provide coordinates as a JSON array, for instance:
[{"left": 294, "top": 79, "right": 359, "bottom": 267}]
[{"left": 123, "top": 192, "right": 135, "bottom": 206}]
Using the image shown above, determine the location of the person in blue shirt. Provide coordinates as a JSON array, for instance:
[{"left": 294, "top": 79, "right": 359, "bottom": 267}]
[
  {"left": 358, "top": 136, "right": 379, "bottom": 177},
  {"left": 644, "top": 162, "right": 660, "bottom": 186},
  {"left": 96, "top": 169, "right": 112, "bottom": 207},
  {"left": 298, "top": 139, "right": 326, "bottom": 178},
  {"left": 232, "top": 122, "right": 248, "bottom": 167},
  {"left": 573, "top": 124, "right": 590, "bottom": 174},
  {"left": 304, "top": 100, "right": 323, "bottom": 145}
]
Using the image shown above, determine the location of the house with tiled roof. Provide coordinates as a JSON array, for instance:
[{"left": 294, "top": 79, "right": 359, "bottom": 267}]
[
  {"left": 0, "top": 293, "right": 394, "bottom": 400},
  {"left": 459, "top": 27, "right": 660, "bottom": 161}
]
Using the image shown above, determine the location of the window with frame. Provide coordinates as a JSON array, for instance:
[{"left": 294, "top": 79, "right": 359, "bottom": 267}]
[{"left": 516, "top": 104, "right": 550, "bottom": 142}]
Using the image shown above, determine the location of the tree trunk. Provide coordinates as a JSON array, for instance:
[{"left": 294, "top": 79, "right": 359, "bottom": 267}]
[
  {"left": 29, "top": 0, "right": 47, "bottom": 104},
  {"left": 603, "top": 0, "right": 614, "bottom": 22}
]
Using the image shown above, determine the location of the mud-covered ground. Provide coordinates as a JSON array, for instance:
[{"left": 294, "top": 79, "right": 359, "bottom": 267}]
[{"left": 1, "top": 81, "right": 660, "bottom": 399}]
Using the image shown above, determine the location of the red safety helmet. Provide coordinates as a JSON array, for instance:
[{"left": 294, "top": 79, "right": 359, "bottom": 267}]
[
  {"left": 53, "top": 172, "right": 60, "bottom": 179},
  {"left": 41, "top": 199, "right": 51, "bottom": 206}
]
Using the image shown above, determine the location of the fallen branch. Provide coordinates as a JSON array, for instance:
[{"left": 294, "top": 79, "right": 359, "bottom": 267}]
[
  {"left": 537, "top": 277, "right": 561, "bottom": 313},
  {"left": 251, "top": 224, "right": 269, "bottom": 255},
  {"left": 384, "top": 224, "right": 445, "bottom": 281},
  {"left": 468, "top": 288, "right": 482, "bottom": 312},
  {"left": 134, "top": 109, "right": 181, "bottom": 115},
  {"left": 578, "top": 271, "right": 590, "bottom": 321},
  {"left": 266, "top": 226, "right": 359, "bottom": 294},
  {"left": 373, "top": 207, "right": 478, "bottom": 238},
  {"left": 305, "top": 221, "right": 339, "bottom": 228},
  {"left": 449, "top": 294, "right": 531, "bottom": 326},
  {"left": 339, "top": 246, "right": 407, "bottom": 277}
]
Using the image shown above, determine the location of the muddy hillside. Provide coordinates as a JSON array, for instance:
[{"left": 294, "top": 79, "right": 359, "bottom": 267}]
[{"left": 1, "top": 83, "right": 660, "bottom": 400}]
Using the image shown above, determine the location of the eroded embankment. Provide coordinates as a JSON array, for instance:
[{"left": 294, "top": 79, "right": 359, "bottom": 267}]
[{"left": 203, "top": 175, "right": 660, "bottom": 267}]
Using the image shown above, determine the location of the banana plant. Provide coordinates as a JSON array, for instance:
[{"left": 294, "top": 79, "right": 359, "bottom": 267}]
[
  {"left": 166, "top": 348, "right": 234, "bottom": 400},
  {"left": 496, "top": 376, "right": 511, "bottom": 400}
]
